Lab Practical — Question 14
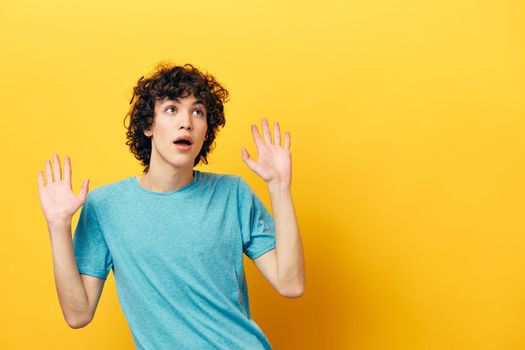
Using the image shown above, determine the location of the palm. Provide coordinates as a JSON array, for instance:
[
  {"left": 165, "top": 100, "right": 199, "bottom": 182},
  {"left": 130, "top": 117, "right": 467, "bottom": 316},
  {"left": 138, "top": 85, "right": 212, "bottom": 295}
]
[
  {"left": 37, "top": 154, "right": 89, "bottom": 224},
  {"left": 241, "top": 119, "right": 292, "bottom": 185}
]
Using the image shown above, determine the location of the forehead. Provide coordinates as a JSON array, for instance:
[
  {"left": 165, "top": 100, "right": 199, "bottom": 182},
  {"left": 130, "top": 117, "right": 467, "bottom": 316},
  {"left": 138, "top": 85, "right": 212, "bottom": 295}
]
[{"left": 156, "top": 94, "right": 205, "bottom": 107}]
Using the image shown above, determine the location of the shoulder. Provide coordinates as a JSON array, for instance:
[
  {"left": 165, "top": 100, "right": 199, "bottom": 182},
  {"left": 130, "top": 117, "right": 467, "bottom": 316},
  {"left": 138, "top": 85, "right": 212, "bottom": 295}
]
[
  {"left": 202, "top": 171, "right": 259, "bottom": 197},
  {"left": 85, "top": 176, "right": 134, "bottom": 205},
  {"left": 196, "top": 171, "right": 256, "bottom": 199},
  {"left": 197, "top": 170, "right": 242, "bottom": 188}
]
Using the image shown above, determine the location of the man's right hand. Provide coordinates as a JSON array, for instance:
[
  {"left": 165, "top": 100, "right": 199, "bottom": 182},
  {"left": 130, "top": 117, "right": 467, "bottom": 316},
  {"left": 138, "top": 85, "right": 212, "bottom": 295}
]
[{"left": 37, "top": 153, "right": 89, "bottom": 227}]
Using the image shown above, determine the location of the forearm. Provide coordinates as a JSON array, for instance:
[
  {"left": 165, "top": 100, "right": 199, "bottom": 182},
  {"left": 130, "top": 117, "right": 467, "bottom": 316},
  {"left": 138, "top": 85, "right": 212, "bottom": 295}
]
[
  {"left": 268, "top": 182, "right": 305, "bottom": 296},
  {"left": 48, "top": 220, "right": 91, "bottom": 328}
]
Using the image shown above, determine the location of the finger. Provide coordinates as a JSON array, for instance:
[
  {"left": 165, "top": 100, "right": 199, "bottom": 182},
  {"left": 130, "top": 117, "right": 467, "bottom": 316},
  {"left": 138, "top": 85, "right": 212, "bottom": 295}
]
[
  {"left": 284, "top": 131, "right": 291, "bottom": 149},
  {"left": 53, "top": 153, "right": 62, "bottom": 182},
  {"left": 37, "top": 170, "right": 45, "bottom": 189},
  {"left": 45, "top": 159, "right": 53, "bottom": 183},
  {"left": 63, "top": 155, "right": 71, "bottom": 184},
  {"left": 261, "top": 118, "right": 272, "bottom": 144},
  {"left": 251, "top": 124, "right": 264, "bottom": 149},
  {"left": 273, "top": 121, "right": 281, "bottom": 146},
  {"left": 241, "top": 147, "right": 257, "bottom": 170},
  {"left": 77, "top": 179, "right": 89, "bottom": 203}
]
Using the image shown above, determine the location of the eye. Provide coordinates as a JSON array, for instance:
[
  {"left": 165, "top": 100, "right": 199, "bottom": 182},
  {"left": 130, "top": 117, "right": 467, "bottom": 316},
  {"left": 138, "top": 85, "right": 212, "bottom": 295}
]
[
  {"left": 165, "top": 106, "right": 176, "bottom": 113},
  {"left": 193, "top": 109, "right": 205, "bottom": 117}
]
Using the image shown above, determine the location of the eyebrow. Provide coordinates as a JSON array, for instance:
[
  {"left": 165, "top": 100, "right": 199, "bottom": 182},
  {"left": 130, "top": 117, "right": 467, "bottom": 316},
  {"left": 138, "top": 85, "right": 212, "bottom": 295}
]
[{"left": 163, "top": 97, "right": 205, "bottom": 106}]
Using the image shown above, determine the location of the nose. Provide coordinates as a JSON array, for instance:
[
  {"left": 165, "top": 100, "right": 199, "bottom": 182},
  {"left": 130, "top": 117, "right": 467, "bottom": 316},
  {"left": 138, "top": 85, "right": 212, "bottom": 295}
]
[{"left": 178, "top": 110, "right": 192, "bottom": 130}]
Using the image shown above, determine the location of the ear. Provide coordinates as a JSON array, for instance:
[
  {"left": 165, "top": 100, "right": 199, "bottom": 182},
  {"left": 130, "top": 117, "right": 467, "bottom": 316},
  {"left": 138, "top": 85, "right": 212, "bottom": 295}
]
[{"left": 144, "top": 128, "right": 152, "bottom": 137}]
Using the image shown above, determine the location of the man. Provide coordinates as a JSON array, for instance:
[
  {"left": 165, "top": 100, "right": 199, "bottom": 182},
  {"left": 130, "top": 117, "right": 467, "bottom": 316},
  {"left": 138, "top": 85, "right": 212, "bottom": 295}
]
[{"left": 37, "top": 63, "right": 305, "bottom": 349}]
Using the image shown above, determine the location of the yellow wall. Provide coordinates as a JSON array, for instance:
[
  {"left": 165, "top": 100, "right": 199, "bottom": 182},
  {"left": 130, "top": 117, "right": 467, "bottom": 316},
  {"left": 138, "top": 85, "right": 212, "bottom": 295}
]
[{"left": 1, "top": 0, "right": 524, "bottom": 348}]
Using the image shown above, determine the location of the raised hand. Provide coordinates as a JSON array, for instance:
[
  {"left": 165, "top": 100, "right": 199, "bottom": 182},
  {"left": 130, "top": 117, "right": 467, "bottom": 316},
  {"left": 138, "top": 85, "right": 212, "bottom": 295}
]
[
  {"left": 241, "top": 118, "right": 292, "bottom": 187},
  {"left": 37, "top": 154, "right": 90, "bottom": 225}
]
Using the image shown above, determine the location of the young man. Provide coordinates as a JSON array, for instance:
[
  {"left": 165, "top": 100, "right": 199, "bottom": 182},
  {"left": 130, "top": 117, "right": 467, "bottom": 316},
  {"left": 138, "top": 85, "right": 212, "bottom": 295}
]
[{"left": 37, "top": 63, "right": 305, "bottom": 349}]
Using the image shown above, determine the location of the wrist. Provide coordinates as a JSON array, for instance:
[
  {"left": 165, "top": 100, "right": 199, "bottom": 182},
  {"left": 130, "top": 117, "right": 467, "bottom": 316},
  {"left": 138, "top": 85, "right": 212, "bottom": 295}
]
[
  {"left": 267, "top": 181, "right": 292, "bottom": 195},
  {"left": 47, "top": 217, "right": 72, "bottom": 231}
]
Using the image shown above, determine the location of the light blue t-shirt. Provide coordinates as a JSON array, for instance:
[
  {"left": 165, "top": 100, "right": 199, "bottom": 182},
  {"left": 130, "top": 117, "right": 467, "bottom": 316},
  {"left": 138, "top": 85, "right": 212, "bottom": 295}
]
[{"left": 72, "top": 170, "right": 276, "bottom": 349}]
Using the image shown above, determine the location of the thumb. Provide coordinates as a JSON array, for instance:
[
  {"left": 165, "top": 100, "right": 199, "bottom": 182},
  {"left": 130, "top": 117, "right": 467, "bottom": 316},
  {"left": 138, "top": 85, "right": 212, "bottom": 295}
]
[{"left": 241, "top": 147, "right": 257, "bottom": 171}]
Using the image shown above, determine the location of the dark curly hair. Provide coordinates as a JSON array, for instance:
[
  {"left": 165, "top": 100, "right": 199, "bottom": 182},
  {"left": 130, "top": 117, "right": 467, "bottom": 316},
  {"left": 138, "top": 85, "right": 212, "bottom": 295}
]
[{"left": 124, "top": 62, "right": 229, "bottom": 173}]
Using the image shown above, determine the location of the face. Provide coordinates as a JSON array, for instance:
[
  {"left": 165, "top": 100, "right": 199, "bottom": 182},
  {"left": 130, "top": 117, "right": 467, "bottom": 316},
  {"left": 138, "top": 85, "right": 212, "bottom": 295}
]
[{"left": 144, "top": 94, "right": 208, "bottom": 171}]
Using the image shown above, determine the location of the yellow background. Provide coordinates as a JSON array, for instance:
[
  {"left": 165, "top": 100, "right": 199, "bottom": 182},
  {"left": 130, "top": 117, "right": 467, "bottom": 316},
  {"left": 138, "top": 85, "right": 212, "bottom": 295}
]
[{"left": 1, "top": 0, "right": 524, "bottom": 349}]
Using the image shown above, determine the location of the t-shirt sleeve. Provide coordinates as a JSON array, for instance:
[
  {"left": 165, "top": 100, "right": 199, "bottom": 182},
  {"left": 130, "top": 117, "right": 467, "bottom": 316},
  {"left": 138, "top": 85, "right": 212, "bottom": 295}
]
[
  {"left": 72, "top": 193, "right": 113, "bottom": 279},
  {"left": 237, "top": 177, "right": 276, "bottom": 260}
]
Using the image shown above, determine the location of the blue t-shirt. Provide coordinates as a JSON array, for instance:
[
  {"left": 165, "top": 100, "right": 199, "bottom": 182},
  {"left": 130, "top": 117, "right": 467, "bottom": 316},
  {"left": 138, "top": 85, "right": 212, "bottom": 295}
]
[{"left": 72, "top": 170, "right": 276, "bottom": 349}]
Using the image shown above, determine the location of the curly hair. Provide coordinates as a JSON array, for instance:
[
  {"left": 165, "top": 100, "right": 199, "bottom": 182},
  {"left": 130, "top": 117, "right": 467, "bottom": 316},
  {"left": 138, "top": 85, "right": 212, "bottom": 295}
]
[{"left": 124, "top": 62, "right": 229, "bottom": 173}]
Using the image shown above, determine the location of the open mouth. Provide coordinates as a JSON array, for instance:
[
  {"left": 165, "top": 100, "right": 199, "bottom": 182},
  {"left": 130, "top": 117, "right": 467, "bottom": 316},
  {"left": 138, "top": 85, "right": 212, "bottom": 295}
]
[
  {"left": 174, "top": 139, "right": 192, "bottom": 146},
  {"left": 173, "top": 138, "right": 192, "bottom": 151}
]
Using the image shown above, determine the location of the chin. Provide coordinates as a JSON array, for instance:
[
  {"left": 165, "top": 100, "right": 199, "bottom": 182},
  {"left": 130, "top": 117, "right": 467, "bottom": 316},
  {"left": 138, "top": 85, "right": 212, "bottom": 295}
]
[
  {"left": 154, "top": 146, "right": 201, "bottom": 170},
  {"left": 168, "top": 155, "right": 198, "bottom": 169}
]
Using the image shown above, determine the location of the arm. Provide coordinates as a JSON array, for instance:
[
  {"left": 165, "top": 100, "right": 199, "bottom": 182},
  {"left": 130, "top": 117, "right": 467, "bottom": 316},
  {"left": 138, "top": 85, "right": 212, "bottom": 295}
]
[
  {"left": 48, "top": 219, "right": 106, "bottom": 328},
  {"left": 38, "top": 154, "right": 104, "bottom": 328},
  {"left": 242, "top": 119, "right": 305, "bottom": 298}
]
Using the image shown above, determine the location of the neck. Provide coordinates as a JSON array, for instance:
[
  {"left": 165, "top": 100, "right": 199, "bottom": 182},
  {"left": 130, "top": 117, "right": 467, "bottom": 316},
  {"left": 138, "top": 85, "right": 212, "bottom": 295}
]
[{"left": 137, "top": 164, "right": 194, "bottom": 193}]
